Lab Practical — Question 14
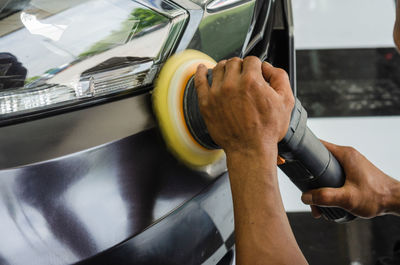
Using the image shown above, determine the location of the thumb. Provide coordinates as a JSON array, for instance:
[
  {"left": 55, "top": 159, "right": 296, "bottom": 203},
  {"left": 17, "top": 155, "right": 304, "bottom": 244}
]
[{"left": 301, "top": 187, "right": 351, "bottom": 209}]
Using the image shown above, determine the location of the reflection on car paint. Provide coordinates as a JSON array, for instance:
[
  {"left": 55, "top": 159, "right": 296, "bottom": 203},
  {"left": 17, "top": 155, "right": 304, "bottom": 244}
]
[{"left": 0, "top": 129, "right": 229, "bottom": 264}]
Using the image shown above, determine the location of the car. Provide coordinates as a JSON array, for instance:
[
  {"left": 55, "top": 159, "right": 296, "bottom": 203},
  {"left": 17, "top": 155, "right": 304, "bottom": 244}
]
[{"left": 0, "top": 0, "right": 295, "bottom": 264}]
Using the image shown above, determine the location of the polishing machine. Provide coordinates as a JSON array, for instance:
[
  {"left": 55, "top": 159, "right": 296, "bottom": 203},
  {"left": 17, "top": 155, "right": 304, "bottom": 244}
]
[{"left": 153, "top": 50, "right": 356, "bottom": 223}]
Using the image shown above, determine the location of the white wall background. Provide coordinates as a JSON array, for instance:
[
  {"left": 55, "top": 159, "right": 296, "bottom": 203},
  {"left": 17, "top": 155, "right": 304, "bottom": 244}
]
[{"left": 293, "top": 0, "right": 397, "bottom": 50}]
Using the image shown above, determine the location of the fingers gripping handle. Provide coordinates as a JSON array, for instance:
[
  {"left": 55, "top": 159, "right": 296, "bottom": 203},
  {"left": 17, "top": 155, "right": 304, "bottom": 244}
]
[{"left": 278, "top": 99, "right": 356, "bottom": 223}]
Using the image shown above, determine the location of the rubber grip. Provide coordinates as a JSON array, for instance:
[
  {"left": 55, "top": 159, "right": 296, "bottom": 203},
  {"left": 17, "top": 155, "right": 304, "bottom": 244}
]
[{"left": 278, "top": 100, "right": 356, "bottom": 223}]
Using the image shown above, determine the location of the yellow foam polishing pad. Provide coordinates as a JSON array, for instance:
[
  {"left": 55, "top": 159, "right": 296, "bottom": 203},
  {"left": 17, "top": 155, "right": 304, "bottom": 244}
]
[{"left": 153, "top": 50, "right": 224, "bottom": 168}]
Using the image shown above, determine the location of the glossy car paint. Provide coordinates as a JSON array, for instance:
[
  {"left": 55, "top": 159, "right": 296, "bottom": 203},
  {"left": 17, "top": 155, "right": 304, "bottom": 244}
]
[
  {"left": 0, "top": 0, "right": 295, "bottom": 264},
  {"left": 0, "top": 127, "right": 233, "bottom": 264}
]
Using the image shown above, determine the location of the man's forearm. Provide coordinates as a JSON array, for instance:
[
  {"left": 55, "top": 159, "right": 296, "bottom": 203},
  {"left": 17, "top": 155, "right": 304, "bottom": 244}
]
[{"left": 226, "top": 144, "right": 308, "bottom": 265}]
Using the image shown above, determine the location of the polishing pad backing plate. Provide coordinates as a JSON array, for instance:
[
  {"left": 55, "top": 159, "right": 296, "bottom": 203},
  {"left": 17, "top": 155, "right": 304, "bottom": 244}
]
[{"left": 153, "top": 50, "right": 223, "bottom": 167}]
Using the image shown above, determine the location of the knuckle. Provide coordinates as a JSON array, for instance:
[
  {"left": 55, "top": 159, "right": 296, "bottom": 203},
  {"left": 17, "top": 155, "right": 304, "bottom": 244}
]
[
  {"left": 345, "top": 146, "right": 360, "bottom": 158},
  {"left": 217, "top": 60, "right": 227, "bottom": 67},
  {"left": 342, "top": 192, "right": 356, "bottom": 211},
  {"left": 213, "top": 61, "right": 226, "bottom": 74},
  {"left": 285, "top": 93, "right": 295, "bottom": 107},
  {"left": 199, "top": 98, "right": 208, "bottom": 109},
  {"left": 228, "top": 57, "right": 242, "bottom": 63},
  {"left": 242, "top": 73, "right": 257, "bottom": 86},
  {"left": 275, "top": 68, "right": 289, "bottom": 79},
  {"left": 316, "top": 190, "right": 333, "bottom": 205},
  {"left": 244, "top": 56, "right": 261, "bottom": 64}
]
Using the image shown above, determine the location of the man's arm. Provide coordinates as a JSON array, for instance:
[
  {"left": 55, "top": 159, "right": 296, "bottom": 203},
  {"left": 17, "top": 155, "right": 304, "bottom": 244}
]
[
  {"left": 302, "top": 141, "right": 400, "bottom": 218},
  {"left": 227, "top": 148, "right": 307, "bottom": 265},
  {"left": 195, "top": 57, "right": 308, "bottom": 265}
]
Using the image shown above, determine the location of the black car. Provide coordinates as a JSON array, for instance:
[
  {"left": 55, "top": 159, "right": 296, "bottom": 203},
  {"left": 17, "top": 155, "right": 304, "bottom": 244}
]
[{"left": 0, "top": 0, "right": 295, "bottom": 264}]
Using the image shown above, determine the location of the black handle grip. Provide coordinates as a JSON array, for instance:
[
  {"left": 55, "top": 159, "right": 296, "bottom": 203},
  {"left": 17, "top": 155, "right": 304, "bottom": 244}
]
[{"left": 278, "top": 99, "right": 356, "bottom": 223}]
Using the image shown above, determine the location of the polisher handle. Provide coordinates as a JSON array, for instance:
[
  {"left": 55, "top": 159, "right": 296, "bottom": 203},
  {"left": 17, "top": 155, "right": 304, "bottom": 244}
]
[{"left": 278, "top": 99, "right": 356, "bottom": 223}]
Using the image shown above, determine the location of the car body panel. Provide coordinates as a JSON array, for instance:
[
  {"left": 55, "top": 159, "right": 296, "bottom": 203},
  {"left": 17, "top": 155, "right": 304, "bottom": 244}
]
[
  {"left": 0, "top": 0, "right": 294, "bottom": 263},
  {"left": 0, "top": 128, "right": 233, "bottom": 264}
]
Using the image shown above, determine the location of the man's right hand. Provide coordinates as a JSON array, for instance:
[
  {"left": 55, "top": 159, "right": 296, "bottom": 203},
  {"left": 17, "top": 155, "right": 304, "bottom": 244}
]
[{"left": 301, "top": 141, "right": 400, "bottom": 218}]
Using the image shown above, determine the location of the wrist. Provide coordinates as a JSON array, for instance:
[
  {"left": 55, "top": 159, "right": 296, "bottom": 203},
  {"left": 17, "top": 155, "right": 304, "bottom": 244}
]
[
  {"left": 224, "top": 139, "right": 278, "bottom": 159},
  {"left": 225, "top": 142, "right": 279, "bottom": 181},
  {"left": 225, "top": 140, "right": 280, "bottom": 192}
]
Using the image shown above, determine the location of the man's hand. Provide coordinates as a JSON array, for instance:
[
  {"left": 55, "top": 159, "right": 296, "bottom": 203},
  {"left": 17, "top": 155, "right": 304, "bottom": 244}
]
[
  {"left": 302, "top": 141, "right": 400, "bottom": 218},
  {"left": 195, "top": 57, "right": 308, "bottom": 265},
  {"left": 194, "top": 56, "right": 294, "bottom": 156}
]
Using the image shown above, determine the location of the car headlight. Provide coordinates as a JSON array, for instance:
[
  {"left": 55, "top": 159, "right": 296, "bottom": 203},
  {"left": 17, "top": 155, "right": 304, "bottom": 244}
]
[
  {"left": 0, "top": 0, "right": 188, "bottom": 119},
  {"left": 0, "top": 0, "right": 266, "bottom": 123}
]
